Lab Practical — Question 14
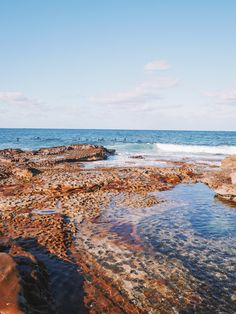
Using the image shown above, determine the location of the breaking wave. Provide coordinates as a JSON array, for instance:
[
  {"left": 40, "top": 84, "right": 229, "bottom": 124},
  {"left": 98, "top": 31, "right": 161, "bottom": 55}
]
[{"left": 155, "top": 143, "right": 236, "bottom": 155}]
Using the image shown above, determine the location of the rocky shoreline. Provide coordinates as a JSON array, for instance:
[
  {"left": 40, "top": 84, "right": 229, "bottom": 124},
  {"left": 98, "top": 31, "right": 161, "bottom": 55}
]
[{"left": 0, "top": 144, "right": 235, "bottom": 313}]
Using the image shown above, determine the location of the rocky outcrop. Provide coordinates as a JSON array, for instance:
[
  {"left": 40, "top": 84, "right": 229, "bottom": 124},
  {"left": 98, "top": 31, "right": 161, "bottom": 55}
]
[
  {"left": 0, "top": 144, "right": 115, "bottom": 183},
  {"left": 0, "top": 144, "right": 207, "bottom": 313},
  {"left": 36, "top": 144, "right": 115, "bottom": 162},
  {"left": 203, "top": 155, "right": 236, "bottom": 202}
]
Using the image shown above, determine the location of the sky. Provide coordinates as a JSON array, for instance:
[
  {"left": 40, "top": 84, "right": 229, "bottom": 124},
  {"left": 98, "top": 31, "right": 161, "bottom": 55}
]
[{"left": 0, "top": 0, "right": 236, "bottom": 130}]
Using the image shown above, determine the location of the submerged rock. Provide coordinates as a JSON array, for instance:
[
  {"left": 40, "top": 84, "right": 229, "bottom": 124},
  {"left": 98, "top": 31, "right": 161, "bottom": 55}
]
[{"left": 129, "top": 155, "right": 145, "bottom": 159}]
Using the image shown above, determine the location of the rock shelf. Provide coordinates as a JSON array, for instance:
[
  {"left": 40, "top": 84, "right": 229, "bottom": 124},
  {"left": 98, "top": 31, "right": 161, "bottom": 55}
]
[{"left": 1, "top": 144, "right": 231, "bottom": 313}]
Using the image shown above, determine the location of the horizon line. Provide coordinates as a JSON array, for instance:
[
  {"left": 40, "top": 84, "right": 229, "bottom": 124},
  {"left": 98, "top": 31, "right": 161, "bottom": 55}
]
[{"left": 0, "top": 127, "right": 236, "bottom": 132}]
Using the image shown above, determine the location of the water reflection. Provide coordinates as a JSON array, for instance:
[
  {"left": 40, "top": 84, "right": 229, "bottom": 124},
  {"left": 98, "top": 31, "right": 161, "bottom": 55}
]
[
  {"left": 90, "top": 183, "right": 236, "bottom": 311},
  {"left": 138, "top": 184, "right": 236, "bottom": 312}
]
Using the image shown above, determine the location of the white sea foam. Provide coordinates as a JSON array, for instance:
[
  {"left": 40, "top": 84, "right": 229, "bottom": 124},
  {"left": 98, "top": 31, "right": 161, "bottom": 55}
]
[
  {"left": 84, "top": 142, "right": 235, "bottom": 169},
  {"left": 155, "top": 143, "right": 236, "bottom": 155}
]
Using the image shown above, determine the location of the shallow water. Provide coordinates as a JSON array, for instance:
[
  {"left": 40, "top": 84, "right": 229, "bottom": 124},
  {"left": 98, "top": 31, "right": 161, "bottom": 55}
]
[
  {"left": 95, "top": 184, "right": 236, "bottom": 312},
  {"left": 138, "top": 184, "right": 236, "bottom": 312}
]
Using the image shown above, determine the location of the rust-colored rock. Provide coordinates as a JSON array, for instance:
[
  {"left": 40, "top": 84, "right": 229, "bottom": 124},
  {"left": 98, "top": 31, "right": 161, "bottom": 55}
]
[
  {"left": 0, "top": 253, "right": 23, "bottom": 314},
  {"left": 0, "top": 245, "right": 55, "bottom": 314},
  {"left": 0, "top": 144, "right": 207, "bottom": 313}
]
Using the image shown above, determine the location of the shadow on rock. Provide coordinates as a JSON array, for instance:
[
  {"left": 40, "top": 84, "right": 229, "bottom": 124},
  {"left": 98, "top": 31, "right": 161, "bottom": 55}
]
[{"left": 0, "top": 237, "right": 88, "bottom": 314}]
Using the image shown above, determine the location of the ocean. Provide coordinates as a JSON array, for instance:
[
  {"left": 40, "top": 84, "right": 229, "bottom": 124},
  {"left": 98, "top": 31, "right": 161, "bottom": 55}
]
[{"left": 1, "top": 128, "right": 236, "bottom": 167}]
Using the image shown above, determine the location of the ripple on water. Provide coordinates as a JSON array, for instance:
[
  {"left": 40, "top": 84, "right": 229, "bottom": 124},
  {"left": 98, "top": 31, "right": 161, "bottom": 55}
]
[
  {"left": 137, "top": 183, "right": 236, "bottom": 312},
  {"left": 89, "top": 183, "right": 236, "bottom": 312}
]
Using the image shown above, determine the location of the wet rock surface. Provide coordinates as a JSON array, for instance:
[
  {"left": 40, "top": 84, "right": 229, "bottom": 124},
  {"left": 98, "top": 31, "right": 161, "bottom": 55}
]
[{"left": 1, "top": 144, "right": 235, "bottom": 313}]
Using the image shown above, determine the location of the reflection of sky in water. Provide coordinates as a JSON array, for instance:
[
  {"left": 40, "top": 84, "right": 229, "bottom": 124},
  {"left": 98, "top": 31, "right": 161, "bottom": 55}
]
[
  {"left": 146, "top": 183, "right": 236, "bottom": 239},
  {"left": 191, "top": 209, "right": 236, "bottom": 238},
  {"left": 94, "top": 183, "right": 236, "bottom": 311},
  {"left": 189, "top": 197, "right": 236, "bottom": 239},
  {"left": 137, "top": 184, "right": 236, "bottom": 312}
]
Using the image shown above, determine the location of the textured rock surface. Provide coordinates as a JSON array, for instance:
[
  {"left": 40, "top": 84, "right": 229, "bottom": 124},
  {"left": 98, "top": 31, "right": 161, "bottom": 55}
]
[
  {"left": 221, "top": 155, "right": 236, "bottom": 170},
  {"left": 0, "top": 252, "right": 23, "bottom": 314},
  {"left": 203, "top": 155, "right": 236, "bottom": 202},
  {"left": 0, "top": 244, "right": 55, "bottom": 314},
  {"left": 0, "top": 144, "right": 209, "bottom": 313}
]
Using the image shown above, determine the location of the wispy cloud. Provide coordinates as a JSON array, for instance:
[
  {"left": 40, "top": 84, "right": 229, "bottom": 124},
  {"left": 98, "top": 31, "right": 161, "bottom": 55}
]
[
  {"left": 0, "top": 91, "right": 43, "bottom": 107},
  {"left": 144, "top": 60, "right": 171, "bottom": 72},
  {"left": 90, "top": 77, "right": 178, "bottom": 106},
  {"left": 206, "top": 86, "right": 236, "bottom": 104}
]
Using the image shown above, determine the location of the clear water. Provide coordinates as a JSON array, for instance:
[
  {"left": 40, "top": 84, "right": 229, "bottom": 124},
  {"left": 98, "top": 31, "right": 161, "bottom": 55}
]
[
  {"left": 139, "top": 184, "right": 236, "bottom": 312},
  {"left": 1, "top": 128, "right": 236, "bottom": 166},
  {"left": 86, "top": 183, "right": 236, "bottom": 311}
]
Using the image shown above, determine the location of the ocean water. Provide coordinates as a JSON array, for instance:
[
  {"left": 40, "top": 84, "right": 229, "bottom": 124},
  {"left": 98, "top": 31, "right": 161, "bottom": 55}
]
[{"left": 1, "top": 128, "right": 236, "bottom": 166}]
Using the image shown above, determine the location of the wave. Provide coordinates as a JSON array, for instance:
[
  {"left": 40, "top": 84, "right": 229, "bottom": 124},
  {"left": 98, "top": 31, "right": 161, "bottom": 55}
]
[{"left": 155, "top": 143, "right": 236, "bottom": 155}]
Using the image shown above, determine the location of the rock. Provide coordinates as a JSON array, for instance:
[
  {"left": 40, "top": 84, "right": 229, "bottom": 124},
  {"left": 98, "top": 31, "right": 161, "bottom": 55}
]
[
  {"left": 0, "top": 245, "right": 56, "bottom": 314},
  {"left": 230, "top": 172, "right": 236, "bottom": 184},
  {"left": 221, "top": 155, "right": 236, "bottom": 170},
  {"left": 0, "top": 252, "right": 24, "bottom": 314},
  {"left": 0, "top": 144, "right": 208, "bottom": 313},
  {"left": 0, "top": 165, "right": 11, "bottom": 181},
  {"left": 203, "top": 155, "right": 236, "bottom": 202},
  {"left": 12, "top": 167, "right": 34, "bottom": 179},
  {"left": 37, "top": 144, "right": 114, "bottom": 162},
  {"left": 0, "top": 149, "right": 23, "bottom": 158},
  {"left": 129, "top": 155, "right": 145, "bottom": 159}
]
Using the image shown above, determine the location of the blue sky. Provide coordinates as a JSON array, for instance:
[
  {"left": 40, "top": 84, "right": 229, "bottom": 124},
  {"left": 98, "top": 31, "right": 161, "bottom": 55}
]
[{"left": 0, "top": 0, "right": 236, "bottom": 130}]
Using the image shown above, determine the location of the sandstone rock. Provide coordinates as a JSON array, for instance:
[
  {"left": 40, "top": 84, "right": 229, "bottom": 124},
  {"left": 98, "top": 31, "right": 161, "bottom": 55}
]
[
  {"left": 37, "top": 144, "right": 115, "bottom": 162},
  {"left": 0, "top": 149, "right": 23, "bottom": 158},
  {"left": 12, "top": 167, "right": 34, "bottom": 179},
  {"left": 221, "top": 155, "right": 236, "bottom": 170},
  {"left": 0, "top": 252, "right": 24, "bottom": 314},
  {"left": 0, "top": 144, "right": 210, "bottom": 313},
  {"left": 0, "top": 165, "right": 11, "bottom": 181},
  {"left": 230, "top": 172, "right": 236, "bottom": 184},
  {"left": 203, "top": 155, "right": 236, "bottom": 202},
  {"left": 215, "top": 186, "right": 236, "bottom": 202},
  {"left": 0, "top": 245, "right": 56, "bottom": 314}
]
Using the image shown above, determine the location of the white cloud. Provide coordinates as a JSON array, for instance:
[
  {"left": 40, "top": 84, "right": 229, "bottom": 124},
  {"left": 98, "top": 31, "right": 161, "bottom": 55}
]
[
  {"left": 144, "top": 60, "right": 171, "bottom": 72},
  {"left": 90, "top": 77, "right": 178, "bottom": 106},
  {"left": 0, "top": 91, "right": 43, "bottom": 107},
  {"left": 206, "top": 86, "right": 236, "bottom": 104}
]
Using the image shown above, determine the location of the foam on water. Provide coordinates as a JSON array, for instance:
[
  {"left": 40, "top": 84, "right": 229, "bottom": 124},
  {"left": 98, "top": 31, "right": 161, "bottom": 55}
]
[{"left": 156, "top": 143, "right": 236, "bottom": 155}]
